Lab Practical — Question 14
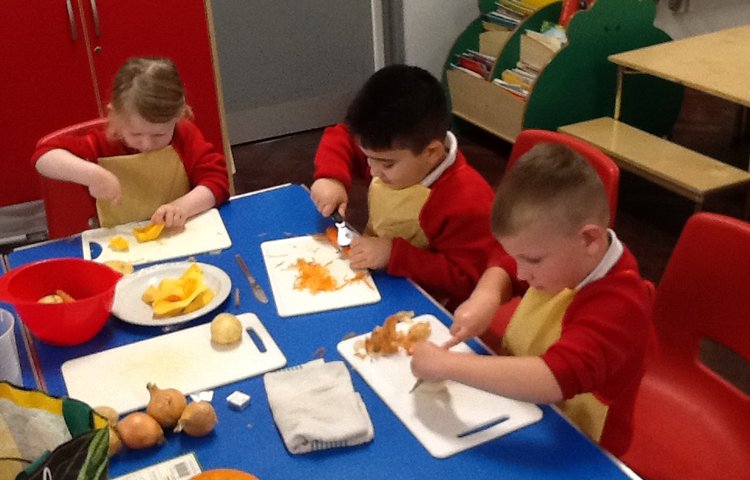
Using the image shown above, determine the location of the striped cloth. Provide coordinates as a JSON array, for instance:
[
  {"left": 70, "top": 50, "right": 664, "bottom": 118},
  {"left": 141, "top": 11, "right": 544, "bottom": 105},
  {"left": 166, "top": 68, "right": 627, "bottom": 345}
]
[{"left": 263, "top": 359, "right": 374, "bottom": 454}]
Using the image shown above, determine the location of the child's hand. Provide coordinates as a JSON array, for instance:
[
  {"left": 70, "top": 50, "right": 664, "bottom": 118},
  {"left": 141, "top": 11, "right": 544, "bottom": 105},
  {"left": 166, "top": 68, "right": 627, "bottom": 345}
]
[
  {"left": 348, "top": 235, "right": 392, "bottom": 270},
  {"left": 88, "top": 168, "right": 122, "bottom": 204},
  {"left": 151, "top": 203, "right": 188, "bottom": 228},
  {"left": 310, "top": 178, "right": 347, "bottom": 217},
  {"left": 444, "top": 292, "right": 500, "bottom": 348},
  {"left": 410, "top": 341, "right": 450, "bottom": 382}
]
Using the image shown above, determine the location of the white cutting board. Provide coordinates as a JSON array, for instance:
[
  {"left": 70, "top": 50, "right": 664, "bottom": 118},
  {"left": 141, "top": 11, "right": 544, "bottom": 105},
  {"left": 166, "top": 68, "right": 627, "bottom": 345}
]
[
  {"left": 62, "top": 313, "right": 285, "bottom": 414},
  {"left": 337, "top": 315, "right": 543, "bottom": 458},
  {"left": 82, "top": 208, "right": 232, "bottom": 266},
  {"left": 260, "top": 235, "right": 381, "bottom": 317}
]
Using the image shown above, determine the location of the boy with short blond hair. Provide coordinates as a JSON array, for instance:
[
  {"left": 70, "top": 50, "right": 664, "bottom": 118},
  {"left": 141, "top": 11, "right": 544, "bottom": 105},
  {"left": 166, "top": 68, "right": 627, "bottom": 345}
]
[
  {"left": 411, "top": 143, "right": 654, "bottom": 456},
  {"left": 311, "top": 64, "right": 498, "bottom": 310}
]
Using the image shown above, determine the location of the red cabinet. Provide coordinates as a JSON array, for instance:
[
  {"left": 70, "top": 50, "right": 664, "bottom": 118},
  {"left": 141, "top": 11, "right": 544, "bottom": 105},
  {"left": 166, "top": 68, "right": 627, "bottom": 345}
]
[{"left": 0, "top": 0, "right": 228, "bottom": 208}]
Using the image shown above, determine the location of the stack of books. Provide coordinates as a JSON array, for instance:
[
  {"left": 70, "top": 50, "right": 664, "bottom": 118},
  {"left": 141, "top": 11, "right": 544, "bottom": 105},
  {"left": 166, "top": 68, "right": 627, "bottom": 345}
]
[
  {"left": 483, "top": 0, "right": 537, "bottom": 31},
  {"left": 449, "top": 50, "right": 496, "bottom": 80},
  {"left": 493, "top": 26, "right": 565, "bottom": 99}
]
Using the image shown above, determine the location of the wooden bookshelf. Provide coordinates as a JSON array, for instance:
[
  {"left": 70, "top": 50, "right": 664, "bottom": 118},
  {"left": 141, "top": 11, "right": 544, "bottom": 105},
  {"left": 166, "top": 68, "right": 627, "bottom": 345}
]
[{"left": 444, "top": 0, "right": 684, "bottom": 143}]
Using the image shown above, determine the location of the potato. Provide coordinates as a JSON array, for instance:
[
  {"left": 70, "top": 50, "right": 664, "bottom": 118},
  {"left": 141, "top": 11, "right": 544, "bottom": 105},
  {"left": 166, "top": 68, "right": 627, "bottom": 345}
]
[{"left": 210, "top": 313, "right": 243, "bottom": 345}]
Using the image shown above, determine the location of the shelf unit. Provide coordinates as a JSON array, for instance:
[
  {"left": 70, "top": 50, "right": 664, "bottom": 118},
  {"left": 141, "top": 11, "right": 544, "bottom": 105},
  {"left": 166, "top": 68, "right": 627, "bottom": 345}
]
[{"left": 444, "top": 0, "right": 684, "bottom": 143}]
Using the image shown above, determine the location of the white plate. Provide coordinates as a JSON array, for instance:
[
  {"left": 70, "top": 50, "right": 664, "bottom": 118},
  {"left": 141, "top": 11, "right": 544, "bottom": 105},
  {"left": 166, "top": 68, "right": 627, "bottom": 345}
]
[{"left": 112, "top": 262, "right": 231, "bottom": 326}]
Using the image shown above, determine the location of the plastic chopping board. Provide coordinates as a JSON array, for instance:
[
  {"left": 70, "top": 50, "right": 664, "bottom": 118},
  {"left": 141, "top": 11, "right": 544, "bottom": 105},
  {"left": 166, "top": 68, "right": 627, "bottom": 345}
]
[
  {"left": 337, "top": 314, "right": 543, "bottom": 458},
  {"left": 260, "top": 235, "right": 380, "bottom": 317},
  {"left": 62, "top": 313, "right": 285, "bottom": 414},
  {"left": 81, "top": 208, "right": 232, "bottom": 266}
]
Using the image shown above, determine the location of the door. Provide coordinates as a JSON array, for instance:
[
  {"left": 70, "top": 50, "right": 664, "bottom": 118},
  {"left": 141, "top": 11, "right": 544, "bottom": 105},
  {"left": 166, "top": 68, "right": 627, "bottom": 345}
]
[
  {"left": 210, "top": 0, "right": 383, "bottom": 144},
  {"left": 78, "top": 0, "right": 226, "bottom": 156},
  {"left": 0, "top": 0, "right": 99, "bottom": 207}
]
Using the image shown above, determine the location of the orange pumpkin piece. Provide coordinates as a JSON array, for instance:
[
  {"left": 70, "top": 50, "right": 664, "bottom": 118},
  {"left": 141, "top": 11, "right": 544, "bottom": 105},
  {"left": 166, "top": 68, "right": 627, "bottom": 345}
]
[
  {"left": 109, "top": 235, "right": 130, "bottom": 252},
  {"left": 133, "top": 223, "right": 165, "bottom": 243}
]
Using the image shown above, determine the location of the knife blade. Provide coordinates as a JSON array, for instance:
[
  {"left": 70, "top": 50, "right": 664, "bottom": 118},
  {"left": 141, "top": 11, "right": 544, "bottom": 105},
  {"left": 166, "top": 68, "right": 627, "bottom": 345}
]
[
  {"left": 234, "top": 254, "right": 269, "bottom": 304},
  {"left": 330, "top": 212, "right": 355, "bottom": 248},
  {"left": 408, "top": 378, "right": 424, "bottom": 394}
]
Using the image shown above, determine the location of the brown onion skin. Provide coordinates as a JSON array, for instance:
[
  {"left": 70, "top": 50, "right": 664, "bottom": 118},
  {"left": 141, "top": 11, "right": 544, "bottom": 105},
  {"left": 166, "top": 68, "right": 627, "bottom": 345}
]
[
  {"left": 146, "top": 382, "right": 187, "bottom": 429},
  {"left": 174, "top": 401, "right": 218, "bottom": 437},
  {"left": 117, "top": 412, "right": 165, "bottom": 449}
]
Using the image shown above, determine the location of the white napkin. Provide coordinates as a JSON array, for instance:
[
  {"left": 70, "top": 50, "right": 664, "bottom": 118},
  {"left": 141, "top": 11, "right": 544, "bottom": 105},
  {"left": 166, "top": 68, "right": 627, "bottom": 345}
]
[{"left": 263, "top": 359, "right": 374, "bottom": 454}]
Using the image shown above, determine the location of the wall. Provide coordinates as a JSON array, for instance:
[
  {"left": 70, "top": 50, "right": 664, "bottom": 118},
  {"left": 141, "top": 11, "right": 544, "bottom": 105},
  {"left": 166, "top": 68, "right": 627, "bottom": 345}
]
[
  {"left": 400, "top": 0, "right": 479, "bottom": 78},
  {"left": 654, "top": 0, "right": 750, "bottom": 39}
]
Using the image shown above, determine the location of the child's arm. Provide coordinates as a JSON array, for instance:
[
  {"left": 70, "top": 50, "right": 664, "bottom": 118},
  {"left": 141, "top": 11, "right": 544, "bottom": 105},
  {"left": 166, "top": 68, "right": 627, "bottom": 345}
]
[
  {"left": 36, "top": 148, "right": 122, "bottom": 203},
  {"left": 411, "top": 341, "right": 563, "bottom": 404},
  {"left": 151, "top": 185, "right": 216, "bottom": 228},
  {"left": 310, "top": 178, "right": 348, "bottom": 217},
  {"left": 311, "top": 124, "right": 369, "bottom": 216},
  {"left": 445, "top": 266, "right": 513, "bottom": 347}
]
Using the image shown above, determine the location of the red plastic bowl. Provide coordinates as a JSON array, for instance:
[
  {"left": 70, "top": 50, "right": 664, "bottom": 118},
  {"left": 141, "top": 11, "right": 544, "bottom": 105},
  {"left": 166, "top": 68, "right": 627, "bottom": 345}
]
[{"left": 0, "top": 258, "right": 122, "bottom": 346}]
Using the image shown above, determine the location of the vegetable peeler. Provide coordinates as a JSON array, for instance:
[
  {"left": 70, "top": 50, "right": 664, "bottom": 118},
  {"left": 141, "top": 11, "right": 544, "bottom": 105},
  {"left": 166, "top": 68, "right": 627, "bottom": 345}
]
[{"left": 331, "top": 212, "right": 355, "bottom": 248}]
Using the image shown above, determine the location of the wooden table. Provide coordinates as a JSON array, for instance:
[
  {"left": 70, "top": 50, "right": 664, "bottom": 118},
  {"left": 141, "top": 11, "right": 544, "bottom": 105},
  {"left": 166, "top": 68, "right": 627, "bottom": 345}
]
[
  {"left": 560, "top": 25, "right": 750, "bottom": 217},
  {"left": 609, "top": 24, "right": 750, "bottom": 110}
]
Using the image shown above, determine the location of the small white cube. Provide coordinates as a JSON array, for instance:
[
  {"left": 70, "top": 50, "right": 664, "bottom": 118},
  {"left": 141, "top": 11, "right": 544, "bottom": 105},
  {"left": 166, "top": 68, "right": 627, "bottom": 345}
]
[{"left": 227, "top": 390, "right": 251, "bottom": 411}]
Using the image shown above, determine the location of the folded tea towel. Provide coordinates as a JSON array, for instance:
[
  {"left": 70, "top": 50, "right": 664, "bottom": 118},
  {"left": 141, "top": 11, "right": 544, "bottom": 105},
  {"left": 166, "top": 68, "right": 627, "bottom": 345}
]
[{"left": 264, "top": 359, "right": 374, "bottom": 454}]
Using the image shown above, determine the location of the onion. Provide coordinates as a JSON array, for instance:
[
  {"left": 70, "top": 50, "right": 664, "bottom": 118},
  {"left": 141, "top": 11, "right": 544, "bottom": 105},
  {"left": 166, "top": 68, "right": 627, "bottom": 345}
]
[
  {"left": 146, "top": 382, "right": 186, "bottom": 429},
  {"left": 174, "top": 401, "right": 218, "bottom": 437},
  {"left": 107, "top": 425, "right": 123, "bottom": 457},
  {"left": 94, "top": 405, "right": 119, "bottom": 427},
  {"left": 117, "top": 412, "right": 164, "bottom": 449}
]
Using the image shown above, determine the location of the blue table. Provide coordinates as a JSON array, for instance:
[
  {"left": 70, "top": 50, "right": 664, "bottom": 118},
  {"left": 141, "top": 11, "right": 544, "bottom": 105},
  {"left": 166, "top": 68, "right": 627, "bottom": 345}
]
[{"left": 4, "top": 184, "right": 637, "bottom": 479}]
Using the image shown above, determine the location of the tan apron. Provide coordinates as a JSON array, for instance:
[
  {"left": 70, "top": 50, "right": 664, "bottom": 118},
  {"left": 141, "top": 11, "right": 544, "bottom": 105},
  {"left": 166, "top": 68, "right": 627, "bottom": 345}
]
[
  {"left": 366, "top": 177, "right": 430, "bottom": 248},
  {"left": 502, "top": 288, "right": 609, "bottom": 442},
  {"left": 95, "top": 146, "right": 190, "bottom": 227}
]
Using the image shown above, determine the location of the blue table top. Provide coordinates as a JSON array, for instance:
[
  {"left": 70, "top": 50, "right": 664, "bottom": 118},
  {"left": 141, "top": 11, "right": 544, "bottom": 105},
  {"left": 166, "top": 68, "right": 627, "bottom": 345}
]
[{"left": 3, "top": 184, "right": 635, "bottom": 479}]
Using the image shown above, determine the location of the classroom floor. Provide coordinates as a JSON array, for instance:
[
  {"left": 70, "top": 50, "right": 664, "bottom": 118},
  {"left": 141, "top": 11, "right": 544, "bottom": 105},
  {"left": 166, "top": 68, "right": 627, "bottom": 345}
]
[{"left": 231, "top": 87, "right": 750, "bottom": 393}]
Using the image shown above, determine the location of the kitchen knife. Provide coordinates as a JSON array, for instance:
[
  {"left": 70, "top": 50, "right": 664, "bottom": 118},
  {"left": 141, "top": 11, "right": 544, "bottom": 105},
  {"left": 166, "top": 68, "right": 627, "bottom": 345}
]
[
  {"left": 235, "top": 254, "right": 269, "bottom": 304},
  {"left": 409, "top": 378, "right": 424, "bottom": 394},
  {"left": 331, "top": 212, "right": 355, "bottom": 248}
]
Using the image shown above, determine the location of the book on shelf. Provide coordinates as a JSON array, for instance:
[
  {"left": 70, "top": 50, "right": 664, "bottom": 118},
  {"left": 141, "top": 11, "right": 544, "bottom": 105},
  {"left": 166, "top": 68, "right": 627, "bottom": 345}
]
[
  {"left": 491, "top": 78, "right": 530, "bottom": 99},
  {"left": 501, "top": 69, "right": 533, "bottom": 91},
  {"left": 498, "top": 0, "right": 537, "bottom": 16},
  {"left": 451, "top": 49, "right": 495, "bottom": 80}
]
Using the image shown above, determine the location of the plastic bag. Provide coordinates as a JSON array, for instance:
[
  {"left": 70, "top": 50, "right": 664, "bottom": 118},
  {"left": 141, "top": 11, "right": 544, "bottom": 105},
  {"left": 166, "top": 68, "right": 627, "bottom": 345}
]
[{"left": 0, "top": 382, "right": 109, "bottom": 480}]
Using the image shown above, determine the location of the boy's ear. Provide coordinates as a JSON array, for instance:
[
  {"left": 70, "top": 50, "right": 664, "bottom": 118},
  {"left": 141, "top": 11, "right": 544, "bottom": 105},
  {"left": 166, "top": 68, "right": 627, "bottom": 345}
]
[
  {"left": 422, "top": 139, "right": 446, "bottom": 165},
  {"left": 579, "top": 223, "right": 607, "bottom": 252}
]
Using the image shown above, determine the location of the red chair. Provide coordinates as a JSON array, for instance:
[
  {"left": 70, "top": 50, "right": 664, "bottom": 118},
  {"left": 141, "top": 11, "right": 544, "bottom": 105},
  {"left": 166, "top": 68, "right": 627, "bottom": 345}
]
[
  {"left": 620, "top": 212, "right": 750, "bottom": 479},
  {"left": 35, "top": 119, "right": 106, "bottom": 239},
  {"left": 480, "top": 129, "right": 621, "bottom": 353}
]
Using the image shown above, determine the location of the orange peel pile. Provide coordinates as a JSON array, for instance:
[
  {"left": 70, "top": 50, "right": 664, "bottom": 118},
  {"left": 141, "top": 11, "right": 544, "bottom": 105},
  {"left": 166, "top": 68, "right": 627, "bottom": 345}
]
[
  {"left": 354, "top": 311, "right": 431, "bottom": 358},
  {"left": 289, "top": 258, "right": 373, "bottom": 294},
  {"left": 141, "top": 263, "right": 215, "bottom": 317}
]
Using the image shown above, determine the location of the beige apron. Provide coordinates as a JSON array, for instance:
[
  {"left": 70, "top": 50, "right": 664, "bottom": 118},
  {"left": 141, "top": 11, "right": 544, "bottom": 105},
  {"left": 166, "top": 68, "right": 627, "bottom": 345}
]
[
  {"left": 95, "top": 146, "right": 190, "bottom": 227},
  {"left": 366, "top": 177, "right": 430, "bottom": 248},
  {"left": 502, "top": 288, "right": 609, "bottom": 442}
]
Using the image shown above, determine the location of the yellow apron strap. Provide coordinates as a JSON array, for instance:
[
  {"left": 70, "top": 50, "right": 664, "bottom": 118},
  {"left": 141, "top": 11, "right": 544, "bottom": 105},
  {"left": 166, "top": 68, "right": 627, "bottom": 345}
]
[
  {"left": 502, "top": 287, "right": 609, "bottom": 442},
  {"left": 96, "top": 145, "right": 190, "bottom": 227},
  {"left": 366, "top": 177, "right": 430, "bottom": 248}
]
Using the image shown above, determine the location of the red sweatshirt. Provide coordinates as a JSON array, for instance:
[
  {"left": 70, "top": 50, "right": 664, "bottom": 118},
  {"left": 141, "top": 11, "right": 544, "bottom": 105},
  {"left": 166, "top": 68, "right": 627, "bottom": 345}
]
[
  {"left": 32, "top": 119, "right": 230, "bottom": 206},
  {"left": 314, "top": 124, "right": 501, "bottom": 309}
]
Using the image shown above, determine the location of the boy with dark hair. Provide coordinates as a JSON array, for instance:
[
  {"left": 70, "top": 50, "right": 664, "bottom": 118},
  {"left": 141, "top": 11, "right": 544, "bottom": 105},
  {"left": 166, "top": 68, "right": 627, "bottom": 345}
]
[
  {"left": 411, "top": 143, "right": 654, "bottom": 456},
  {"left": 311, "top": 64, "right": 498, "bottom": 309}
]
